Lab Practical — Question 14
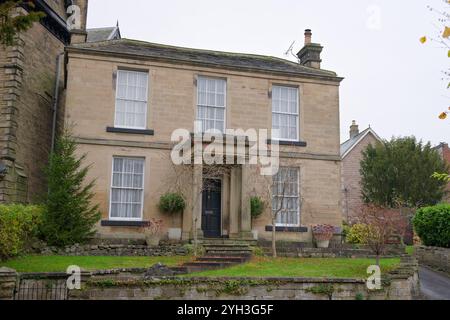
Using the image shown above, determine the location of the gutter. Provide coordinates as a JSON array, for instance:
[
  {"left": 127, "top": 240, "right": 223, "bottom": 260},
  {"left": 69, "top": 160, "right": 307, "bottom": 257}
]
[{"left": 51, "top": 53, "right": 64, "bottom": 152}]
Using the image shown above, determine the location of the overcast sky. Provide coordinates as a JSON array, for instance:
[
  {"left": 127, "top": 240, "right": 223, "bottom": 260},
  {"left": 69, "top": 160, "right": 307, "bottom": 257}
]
[{"left": 87, "top": 0, "right": 449, "bottom": 145}]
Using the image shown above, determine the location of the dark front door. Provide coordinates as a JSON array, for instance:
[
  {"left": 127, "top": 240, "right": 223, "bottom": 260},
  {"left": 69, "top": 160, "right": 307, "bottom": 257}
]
[{"left": 202, "top": 179, "right": 222, "bottom": 238}]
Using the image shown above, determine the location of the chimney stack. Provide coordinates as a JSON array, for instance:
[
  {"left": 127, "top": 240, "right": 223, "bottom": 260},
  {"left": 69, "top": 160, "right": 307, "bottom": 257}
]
[
  {"left": 297, "top": 29, "right": 323, "bottom": 69},
  {"left": 349, "top": 120, "right": 360, "bottom": 139}
]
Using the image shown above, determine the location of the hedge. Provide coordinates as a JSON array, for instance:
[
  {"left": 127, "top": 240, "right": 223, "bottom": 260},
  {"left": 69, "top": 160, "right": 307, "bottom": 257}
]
[
  {"left": 0, "top": 204, "right": 44, "bottom": 260},
  {"left": 413, "top": 204, "right": 450, "bottom": 248}
]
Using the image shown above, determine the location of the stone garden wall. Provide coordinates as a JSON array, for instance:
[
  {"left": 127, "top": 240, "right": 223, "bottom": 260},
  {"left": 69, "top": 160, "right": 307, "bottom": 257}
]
[
  {"left": 33, "top": 241, "right": 188, "bottom": 257},
  {"left": 69, "top": 256, "right": 419, "bottom": 301},
  {"left": 415, "top": 246, "right": 450, "bottom": 274},
  {"left": 0, "top": 257, "right": 420, "bottom": 300},
  {"left": 258, "top": 240, "right": 405, "bottom": 258}
]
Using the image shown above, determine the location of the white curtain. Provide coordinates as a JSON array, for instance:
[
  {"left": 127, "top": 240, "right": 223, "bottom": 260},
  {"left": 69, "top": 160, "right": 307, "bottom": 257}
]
[
  {"left": 115, "top": 70, "right": 148, "bottom": 129},
  {"left": 110, "top": 157, "right": 145, "bottom": 219}
]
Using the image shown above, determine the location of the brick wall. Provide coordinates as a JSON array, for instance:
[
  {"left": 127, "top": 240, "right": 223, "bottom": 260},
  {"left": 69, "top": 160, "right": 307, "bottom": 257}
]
[{"left": 341, "top": 132, "right": 380, "bottom": 221}]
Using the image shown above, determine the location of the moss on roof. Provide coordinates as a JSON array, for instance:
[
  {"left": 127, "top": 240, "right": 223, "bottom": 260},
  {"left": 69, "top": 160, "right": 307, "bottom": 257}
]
[{"left": 69, "top": 38, "right": 341, "bottom": 79}]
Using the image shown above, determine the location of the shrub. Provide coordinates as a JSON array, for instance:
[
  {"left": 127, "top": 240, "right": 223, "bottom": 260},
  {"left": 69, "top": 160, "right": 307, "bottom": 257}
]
[
  {"left": 346, "top": 224, "right": 371, "bottom": 245},
  {"left": 0, "top": 204, "right": 44, "bottom": 260},
  {"left": 413, "top": 204, "right": 450, "bottom": 248},
  {"left": 250, "top": 197, "right": 265, "bottom": 219},
  {"left": 41, "top": 129, "right": 101, "bottom": 247},
  {"left": 158, "top": 193, "right": 186, "bottom": 214}
]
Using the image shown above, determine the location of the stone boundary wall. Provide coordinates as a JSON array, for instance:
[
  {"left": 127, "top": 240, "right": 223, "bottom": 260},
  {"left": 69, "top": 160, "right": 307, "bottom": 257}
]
[
  {"left": 1, "top": 257, "right": 419, "bottom": 300},
  {"left": 258, "top": 240, "right": 405, "bottom": 258},
  {"left": 68, "top": 256, "right": 419, "bottom": 301},
  {"left": 33, "top": 243, "right": 188, "bottom": 257},
  {"left": 415, "top": 246, "right": 450, "bottom": 274}
]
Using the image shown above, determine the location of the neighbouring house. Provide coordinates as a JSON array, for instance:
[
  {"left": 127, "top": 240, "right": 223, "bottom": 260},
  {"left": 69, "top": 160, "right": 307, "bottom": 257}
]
[
  {"left": 63, "top": 26, "right": 344, "bottom": 243},
  {"left": 340, "top": 121, "right": 382, "bottom": 222},
  {"left": 435, "top": 142, "right": 450, "bottom": 202},
  {"left": 0, "top": 0, "right": 87, "bottom": 203},
  {"left": 0, "top": 0, "right": 119, "bottom": 203}
]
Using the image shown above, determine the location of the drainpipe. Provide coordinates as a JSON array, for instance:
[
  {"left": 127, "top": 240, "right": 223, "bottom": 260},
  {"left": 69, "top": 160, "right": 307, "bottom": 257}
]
[{"left": 51, "top": 53, "right": 64, "bottom": 152}]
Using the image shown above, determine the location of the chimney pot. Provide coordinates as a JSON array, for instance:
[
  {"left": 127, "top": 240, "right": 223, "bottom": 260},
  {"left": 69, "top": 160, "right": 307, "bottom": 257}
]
[{"left": 304, "top": 29, "right": 312, "bottom": 45}]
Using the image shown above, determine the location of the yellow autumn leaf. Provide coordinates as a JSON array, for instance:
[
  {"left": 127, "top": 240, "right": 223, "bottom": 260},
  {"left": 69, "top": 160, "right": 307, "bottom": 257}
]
[
  {"left": 439, "top": 112, "right": 448, "bottom": 120},
  {"left": 420, "top": 36, "right": 427, "bottom": 44},
  {"left": 443, "top": 27, "right": 450, "bottom": 39}
]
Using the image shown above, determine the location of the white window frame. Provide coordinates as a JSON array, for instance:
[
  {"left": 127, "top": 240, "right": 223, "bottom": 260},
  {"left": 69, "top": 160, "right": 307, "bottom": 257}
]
[
  {"left": 271, "top": 85, "right": 300, "bottom": 142},
  {"left": 272, "top": 167, "right": 301, "bottom": 227},
  {"left": 196, "top": 76, "right": 227, "bottom": 133},
  {"left": 108, "top": 156, "right": 146, "bottom": 221},
  {"left": 114, "top": 69, "right": 149, "bottom": 130}
]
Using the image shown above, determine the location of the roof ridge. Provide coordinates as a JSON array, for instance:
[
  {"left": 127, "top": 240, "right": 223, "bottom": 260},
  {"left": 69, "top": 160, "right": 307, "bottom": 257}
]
[{"left": 72, "top": 38, "right": 337, "bottom": 76}]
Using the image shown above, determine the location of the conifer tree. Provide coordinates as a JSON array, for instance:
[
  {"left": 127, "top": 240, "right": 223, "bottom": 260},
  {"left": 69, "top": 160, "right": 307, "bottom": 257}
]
[{"left": 41, "top": 129, "right": 101, "bottom": 247}]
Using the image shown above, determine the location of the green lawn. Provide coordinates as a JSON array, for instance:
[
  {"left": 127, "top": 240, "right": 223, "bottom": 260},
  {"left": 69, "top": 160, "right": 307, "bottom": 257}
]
[
  {"left": 1, "top": 255, "right": 192, "bottom": 273},
  {"left": 187, "top": 257, "right": 401, "bottom": 279}
]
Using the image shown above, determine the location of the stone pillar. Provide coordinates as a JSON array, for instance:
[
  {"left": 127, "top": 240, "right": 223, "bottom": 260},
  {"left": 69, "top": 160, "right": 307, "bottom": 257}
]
[
  {"left": 0, "top": 267, "right": 18, "bottom": 300},
  {"left": 240, "top": 165, "right": 253, "bottom": 239},
  {"left": 229, "top": 167, "right": 241, "bottom": 238},
  {"left": 192, "top": 164, "right": 204, "bottom": 239}
]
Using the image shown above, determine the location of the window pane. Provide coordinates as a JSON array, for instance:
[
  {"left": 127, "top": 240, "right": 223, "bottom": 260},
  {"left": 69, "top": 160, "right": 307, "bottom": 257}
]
[
  {"left": 115, "top": 70, "right": 148, "bottom": 129},
  {"left": 197, "top": 77, "right": 226, "bottom": 131},
  {"left": 110, "top": 158, "right": 145, "bottom": 219},
  {"left": 272, "top": 167, "right": 300, "bottom": 226}
]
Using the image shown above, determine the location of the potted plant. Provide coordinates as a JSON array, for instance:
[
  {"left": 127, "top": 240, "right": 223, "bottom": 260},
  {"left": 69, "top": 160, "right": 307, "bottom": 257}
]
[
  {"left": 312, "top": 224, "right": 335, "bottom": 248},
  {"left": 250, "top": 196, "right": 265, "bottom": 240},
  {"left": 158, "top": 192, "right": 186, "bottom": 240},
  {"left": 141, "top": 218, "right": 163, "bottom": 247}
]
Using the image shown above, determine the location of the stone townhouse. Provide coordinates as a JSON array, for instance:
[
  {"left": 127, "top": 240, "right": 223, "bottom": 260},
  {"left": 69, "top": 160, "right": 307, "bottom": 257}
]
[
  {"left": 340, "top": 121, "right": 382, "bottom": 221},
  {"left": 0, "top": 0, "right": 120, "bottom": 203},
  {"left": 63, "top": 27, "right": 344, "bottom": 243}
]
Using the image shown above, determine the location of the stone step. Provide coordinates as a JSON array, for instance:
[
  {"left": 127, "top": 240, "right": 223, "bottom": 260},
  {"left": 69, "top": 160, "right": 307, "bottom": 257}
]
[
  {"left": 197, "top": 256, "right": 250, "bottom": 263},
  {"left": 205, "top": 246, "right": 252, "bottom": 251},
  {"left": 205, "top": 251, "right": 253, "bottom": 257},
  {"left": 199, "top": 239, "right": 257, "bottom": 246}
]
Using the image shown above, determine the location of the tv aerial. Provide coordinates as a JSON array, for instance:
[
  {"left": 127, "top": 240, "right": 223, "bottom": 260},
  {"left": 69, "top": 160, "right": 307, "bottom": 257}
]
[{"left": 284, "top": 40, "right": 299, "bottom": 61}]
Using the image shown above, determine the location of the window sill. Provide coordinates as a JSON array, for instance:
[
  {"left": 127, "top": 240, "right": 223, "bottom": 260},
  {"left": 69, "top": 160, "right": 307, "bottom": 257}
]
[
  {"left": 101, "top": 220, "right": 148, "bottom": 227},
  {"left": 265, "top": 226, "right": 309, "bottom": 233},
  {"left": 106, "top": 127, "right": 154, "bottom": 135},
  {"left": 266, "top": 139, "right": 307, "bottom": 147}
]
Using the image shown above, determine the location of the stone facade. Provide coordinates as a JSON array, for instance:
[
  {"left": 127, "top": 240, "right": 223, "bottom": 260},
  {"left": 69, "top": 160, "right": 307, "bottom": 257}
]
[
  {"left": 415, "top": 246, "right": 450, "bottom": 275},
  {"left": 340, "top": 124, "right": 382, "bottom": 221},
  {"left": 0, "top": 1, "right": 88, "bottom": 203},
  {"left": 63, "top": 32, "right": 343, "bottom": 243}
]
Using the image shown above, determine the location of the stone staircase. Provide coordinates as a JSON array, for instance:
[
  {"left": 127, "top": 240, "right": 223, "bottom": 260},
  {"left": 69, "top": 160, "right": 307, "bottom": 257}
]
[{"left": 181, "top": 239, "right": 254, "bottom": 273}]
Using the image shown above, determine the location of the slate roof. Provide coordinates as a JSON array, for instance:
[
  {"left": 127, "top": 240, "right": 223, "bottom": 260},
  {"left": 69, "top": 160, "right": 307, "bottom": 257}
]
[
  {"left": 69, "top": 39, "right": 341, "bottom": 79},
  {"left": 86, "top": 27, "right": 121, "bottom": 43},
  {"left": 340, "top": 127, "right": 382, "bottom": 158}
]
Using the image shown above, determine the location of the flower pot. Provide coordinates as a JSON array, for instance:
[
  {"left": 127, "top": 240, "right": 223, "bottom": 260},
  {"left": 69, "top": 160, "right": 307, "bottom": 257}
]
[
  {"left": 145, "top": 234, "right": 161, "bottom": 247},
  {"left": 316, "top": 240, "right": 330, "bottom": 248},
  {"left": 168, "top": 228, "right": 182, "bottom": 241}
]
